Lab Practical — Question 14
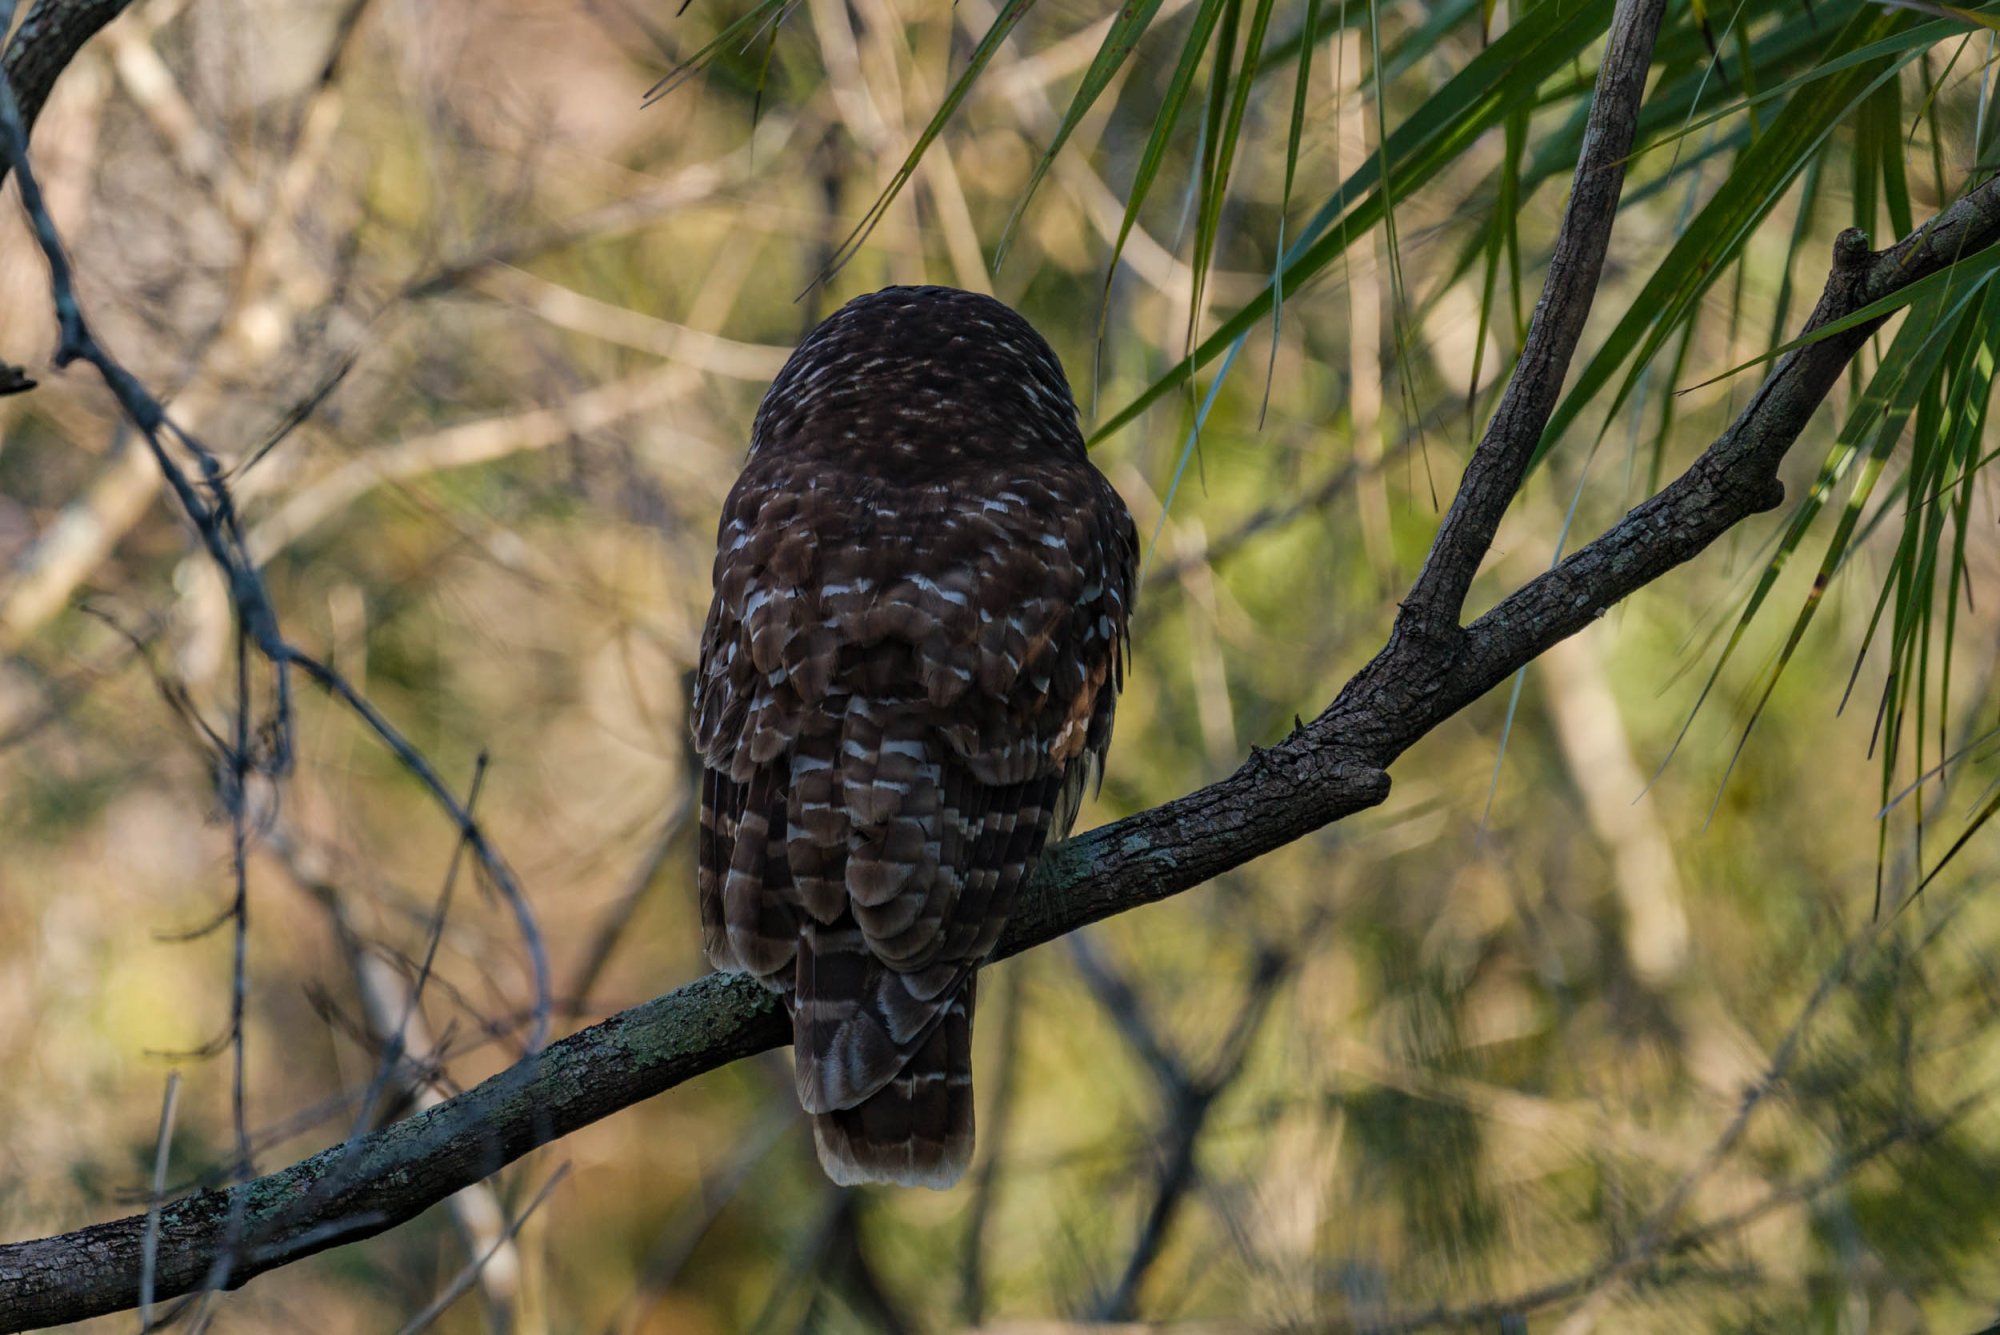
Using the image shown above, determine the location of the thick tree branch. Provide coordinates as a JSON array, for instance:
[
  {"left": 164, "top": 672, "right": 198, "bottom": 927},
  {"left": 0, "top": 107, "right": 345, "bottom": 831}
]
[
  {"left": 0, "top": 0, "right": 136, "bottom": 389},
  {"left": 0, "top": 0, "right": 136, "bottom": 186},
  {"left": 11, "top": 0, "right": 2000, "bottom": 1323}
]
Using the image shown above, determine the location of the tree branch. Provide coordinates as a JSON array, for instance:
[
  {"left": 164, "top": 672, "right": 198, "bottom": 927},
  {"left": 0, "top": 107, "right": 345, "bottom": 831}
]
[
  {"left": 0, "top": 0, "right": 137, "bottom": 389},
  {"left": 1395, "top": 0, "right": 1663, "bottom": 640},
  {"left": 11, "top": 0, "right": 2000, "bottom": 1324},
  {"left": 0, "top": 0, "right": 136, "bottom": 180}
]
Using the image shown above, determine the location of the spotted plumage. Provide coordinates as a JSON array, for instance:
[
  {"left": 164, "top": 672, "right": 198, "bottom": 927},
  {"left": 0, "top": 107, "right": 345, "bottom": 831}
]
[{"left": 694, "top": 285, "right": 1136, "bottom": 1187}]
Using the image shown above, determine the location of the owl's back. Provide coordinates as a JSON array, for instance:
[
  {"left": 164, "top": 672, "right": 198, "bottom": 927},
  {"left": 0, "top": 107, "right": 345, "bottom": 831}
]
[{"left": 694, "top": 287, "right": 1135, "bottom": 1186}]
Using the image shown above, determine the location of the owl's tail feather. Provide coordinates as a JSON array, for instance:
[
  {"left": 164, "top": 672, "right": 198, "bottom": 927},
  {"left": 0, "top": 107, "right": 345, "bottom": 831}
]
[{"left": 809, "top": 978, "right": 976, "bottom": 1190}]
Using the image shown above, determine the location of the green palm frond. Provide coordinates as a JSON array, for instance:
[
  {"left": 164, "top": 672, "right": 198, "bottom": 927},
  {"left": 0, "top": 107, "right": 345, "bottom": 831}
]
[{"left": 673, "top": 0, "right": 2000, "bottom": 892}]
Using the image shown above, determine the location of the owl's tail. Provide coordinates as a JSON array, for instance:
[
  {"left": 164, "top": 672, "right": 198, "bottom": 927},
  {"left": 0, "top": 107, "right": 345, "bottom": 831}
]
[{"left": 805, "top": 975, "right": 977, "bottom": 1190}]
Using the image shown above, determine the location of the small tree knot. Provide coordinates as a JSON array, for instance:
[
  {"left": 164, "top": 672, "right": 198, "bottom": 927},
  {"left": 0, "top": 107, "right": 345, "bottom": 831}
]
[
  {"left": 1832, "top": 227, "right": 1872, "bottom": 272},
  {"left": 1752, "top": 475, "right": 1786, "bottom": 514},
  {"left": 1334, "top": 761, "right": 1392, "bottom": 811}
]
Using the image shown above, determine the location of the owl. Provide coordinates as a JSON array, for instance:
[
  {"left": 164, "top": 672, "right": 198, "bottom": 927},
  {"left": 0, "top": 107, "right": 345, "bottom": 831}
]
[{"left": 693, "top": 285, "right": 1137, "bottom": 1188}]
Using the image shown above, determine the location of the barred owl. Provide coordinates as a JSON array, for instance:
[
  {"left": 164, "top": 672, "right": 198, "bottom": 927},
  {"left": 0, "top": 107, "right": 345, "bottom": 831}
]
[{"left": 694, "top": 285, "right": 1137, "bottom": 1188}]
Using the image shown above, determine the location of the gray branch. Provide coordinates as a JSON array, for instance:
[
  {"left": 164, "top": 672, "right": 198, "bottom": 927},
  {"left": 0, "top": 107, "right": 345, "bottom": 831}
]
[
  {"left": 0, "top": 0, "right": 137, "bottom": 185},
  {"left": 9, "top": 0, "right": 2000, "bottom": 1323},
  {"left": 0, "top": 0, "right": 137, "bottom": 391},
  {"left": 1397, "top": 0, "right": 1662, "bottom": 641}
]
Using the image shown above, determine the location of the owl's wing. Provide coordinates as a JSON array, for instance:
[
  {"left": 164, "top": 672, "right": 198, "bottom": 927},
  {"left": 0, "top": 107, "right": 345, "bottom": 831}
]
[{"left": 695, "top": 456, "right": 1135, "bottom": 1182}]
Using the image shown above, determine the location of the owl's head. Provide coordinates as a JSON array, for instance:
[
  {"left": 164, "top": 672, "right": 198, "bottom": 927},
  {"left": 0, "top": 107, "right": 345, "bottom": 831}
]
[{"left": 749, "top": 285, "right": 1086, "bottom": 475}]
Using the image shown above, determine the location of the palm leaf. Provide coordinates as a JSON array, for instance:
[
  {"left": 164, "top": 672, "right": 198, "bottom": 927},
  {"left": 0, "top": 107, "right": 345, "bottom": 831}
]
[
  {"left": 813, "top": 0, "right": 1038, "bottom": 287},
  {"left": 997, "top": 0, "right": 1171, "bottom": 267},
  {"left": 1092, "top": 0, "right": 1622, "bottom": 443}
]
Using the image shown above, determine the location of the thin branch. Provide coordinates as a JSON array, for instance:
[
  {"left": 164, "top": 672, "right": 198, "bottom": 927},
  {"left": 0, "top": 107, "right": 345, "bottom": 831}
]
[
  {"left": 288, "top": 652, "right": 550, "bottom": 1052},
  {"left": 1396, "top": 0, "right": 1666, "bottom": 641},
  {"left": 1097, "top": 939, "right": 1300, "bottom": 1320},
  {"left": 137, "top": 1071, "right": 181, "bottom": 1333},
  {"left": 602, "top": 1107, "right": 792, "bottom": 1335},
  {"left": 0, "top": 68, "right": 554, "bottom": 1051},
  {"left": 390, "top": 1162, "right": 569, "bottom": 1335},
  {"left": 1343, "top": 1086, "right": 1994, "bottom": 1335},
  {"left": 958, "top": 960, "right": 1026, "bottom": 1328},
  {"left": 267, "top": 821, "right": 525, "bottom": 1318},
  {"left": 227, "top": 629, "right": 254, "bottom": 1184}
]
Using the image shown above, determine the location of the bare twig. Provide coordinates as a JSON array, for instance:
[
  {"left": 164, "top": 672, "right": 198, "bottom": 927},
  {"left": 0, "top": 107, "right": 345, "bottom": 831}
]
[
  {"left": 958, "top": 960, "right": 1026, "bottom": 1328},
  {"left": 603, "top": 1108, "right": 792, "bottom": 1335},
  {"left": 569, "top": 796, "right": 691, "bottom": 1011},
  {"left": 226, "top": 629, "right": 254, "bottom": 1185},
  {"left": 0, "top": 48, "right": 554, "bottom": 1313},
  {"left": 0, "top": 57, "right": 295, "bottom": 751},
  {"left": 1092, "top": 935, "right": 1304, "bottom": 1320},
  {"left": 2, "top": 69, "right": 554, "bottom": 1050},
  {"left": 390, "top": 1162, "right": 569, "bottom": 1335},
  {"left": 137, "top": 1071, "right": 182, "bottom": 1333},
  {"left": 288, "top": 652, "right": 550, "bottom": 1051},
  {"left": 267, "top": 822, "right": 525, "bottom": 1316}
]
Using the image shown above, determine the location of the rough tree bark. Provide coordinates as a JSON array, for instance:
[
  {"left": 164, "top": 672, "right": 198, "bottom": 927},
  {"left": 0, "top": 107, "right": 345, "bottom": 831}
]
[
  {"left": 0, "top": 0, "right": 136, "bottom": 166},
  {"left": 4, "top": 0, "right": 2000, "bottom": 1326}
]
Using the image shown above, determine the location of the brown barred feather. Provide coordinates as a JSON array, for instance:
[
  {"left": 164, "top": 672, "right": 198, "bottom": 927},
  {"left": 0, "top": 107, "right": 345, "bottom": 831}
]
[
  {"left": 692, "top": 286, "right": 1136, "bottom": 1188},
  {"left": 811, "top": 977, "right": 976, "bottom": 1189}
]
